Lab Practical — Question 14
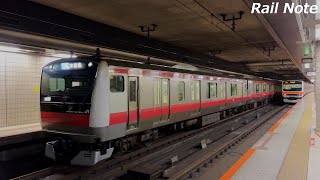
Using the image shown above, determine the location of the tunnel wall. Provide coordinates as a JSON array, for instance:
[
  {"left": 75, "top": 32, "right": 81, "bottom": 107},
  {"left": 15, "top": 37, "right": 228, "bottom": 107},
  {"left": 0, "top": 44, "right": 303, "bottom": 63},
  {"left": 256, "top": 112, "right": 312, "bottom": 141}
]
[{"left": 0, "top": 51, "right": 56, "bottom": 128}]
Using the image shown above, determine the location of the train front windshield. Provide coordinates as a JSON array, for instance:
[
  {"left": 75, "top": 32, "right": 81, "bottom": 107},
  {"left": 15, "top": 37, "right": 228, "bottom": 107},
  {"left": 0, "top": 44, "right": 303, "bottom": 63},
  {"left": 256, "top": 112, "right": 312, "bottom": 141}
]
[
  {"left": 40, "top": 60, "right": 98, "bottom": 112},
  {"left": 282, "top": 81, "right": 302, "bottom": 91}
]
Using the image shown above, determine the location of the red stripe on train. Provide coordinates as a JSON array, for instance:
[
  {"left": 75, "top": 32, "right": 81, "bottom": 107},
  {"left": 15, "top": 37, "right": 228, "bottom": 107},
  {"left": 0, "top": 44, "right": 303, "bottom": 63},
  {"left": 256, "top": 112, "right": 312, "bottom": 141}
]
[
  {"left": 171, "top": 102, "right": 200, "bottom": 113},
  {"left": 42, "top": 94, "right": 274, "bottom": 126},
  {"left": 41, "top": 112, "right": 89, "bottom": 127},
  {"left": 109, "top": 112, "right": 127, "bottom": 125}
]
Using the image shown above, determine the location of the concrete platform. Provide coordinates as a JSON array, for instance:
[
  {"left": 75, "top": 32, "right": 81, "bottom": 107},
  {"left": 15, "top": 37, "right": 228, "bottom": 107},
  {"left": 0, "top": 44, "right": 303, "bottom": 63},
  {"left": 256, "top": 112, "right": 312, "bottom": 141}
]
[
  {"left": 0, "top": 123, "right": 41, "bottom": 138},
  {"left": 0, "top": 123, "right": 43, "bottom": 162},
  {"left": 217, "top": 93, "right": 319, "bottom": 180},
  {"left": 0, "top": 123, "right": 42, "bottom": 147}
]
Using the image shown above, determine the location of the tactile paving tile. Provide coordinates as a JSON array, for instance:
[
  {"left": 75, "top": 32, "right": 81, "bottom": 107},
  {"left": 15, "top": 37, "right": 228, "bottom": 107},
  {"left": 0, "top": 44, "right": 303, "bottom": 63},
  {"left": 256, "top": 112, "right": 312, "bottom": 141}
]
[
  {"left": 232, "top": 94, "right": 311, "bottom": 180},
  {"left": 277, "top": 95, "right": 313, "bottom": 180}
]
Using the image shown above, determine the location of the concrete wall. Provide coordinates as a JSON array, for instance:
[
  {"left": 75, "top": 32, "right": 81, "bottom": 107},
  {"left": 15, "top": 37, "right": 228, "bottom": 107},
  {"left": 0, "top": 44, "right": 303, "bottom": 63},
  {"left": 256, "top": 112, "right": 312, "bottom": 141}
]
[{"left": 0, "top": 51, "right": 56, "bottom": 127}]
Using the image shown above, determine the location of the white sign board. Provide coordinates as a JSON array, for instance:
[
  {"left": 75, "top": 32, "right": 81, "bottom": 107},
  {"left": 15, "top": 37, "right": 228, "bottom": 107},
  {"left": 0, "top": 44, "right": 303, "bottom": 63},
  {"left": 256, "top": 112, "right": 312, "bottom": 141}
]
[
  {"left": 302, "top": 58, "right": 313, "bottom": 63},
  {"left": 307, "top": 72, "right": 316, "bottom": 76}
]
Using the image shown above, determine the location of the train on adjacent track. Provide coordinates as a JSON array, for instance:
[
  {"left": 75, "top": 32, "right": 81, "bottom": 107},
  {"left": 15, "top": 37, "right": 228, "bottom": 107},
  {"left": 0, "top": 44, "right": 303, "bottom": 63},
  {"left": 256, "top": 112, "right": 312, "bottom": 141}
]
[
  {"left": 41, "top": 54, "right": 282, "bottom": 166},
  {"left": 282, "top": 80, "right": 313, "bottom": 103}
]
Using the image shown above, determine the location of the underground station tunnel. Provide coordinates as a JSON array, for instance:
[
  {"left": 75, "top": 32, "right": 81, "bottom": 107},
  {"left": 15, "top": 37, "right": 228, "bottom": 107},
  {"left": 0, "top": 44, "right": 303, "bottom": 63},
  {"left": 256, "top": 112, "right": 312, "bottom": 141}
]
[{"left": 0, "top": 0, "right": 320, "bottom": 179}]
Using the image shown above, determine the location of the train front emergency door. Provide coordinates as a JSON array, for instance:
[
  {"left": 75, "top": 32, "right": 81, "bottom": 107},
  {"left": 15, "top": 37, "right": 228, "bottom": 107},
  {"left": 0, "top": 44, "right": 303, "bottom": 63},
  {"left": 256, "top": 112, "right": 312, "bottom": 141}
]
[
  {"left": 153, "top": 78, "right": 170, "bottom": 124},
  {"left": 128, "top": 77, "right": 139, "bottom": 129}
]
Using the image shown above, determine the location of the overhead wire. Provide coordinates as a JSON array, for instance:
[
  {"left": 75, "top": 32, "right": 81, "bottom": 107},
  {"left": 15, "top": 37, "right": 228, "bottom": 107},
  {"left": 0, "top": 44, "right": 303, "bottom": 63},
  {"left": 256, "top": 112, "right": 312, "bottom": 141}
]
[
  {"left": 192, "top": 0, "right": 276, "bottom": 60},
  {"left": 175, "top": 0, "right": 225, "bottom": 31},
  {"left": 175, "top": 0, "right": 285, "bottom": 79}
]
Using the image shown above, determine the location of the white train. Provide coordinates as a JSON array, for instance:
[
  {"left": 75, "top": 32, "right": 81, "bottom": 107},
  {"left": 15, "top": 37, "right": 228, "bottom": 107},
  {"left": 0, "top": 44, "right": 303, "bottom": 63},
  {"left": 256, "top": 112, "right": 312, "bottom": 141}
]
[{"left": 41, "top": 55, "right": 281, "bottom": 165}]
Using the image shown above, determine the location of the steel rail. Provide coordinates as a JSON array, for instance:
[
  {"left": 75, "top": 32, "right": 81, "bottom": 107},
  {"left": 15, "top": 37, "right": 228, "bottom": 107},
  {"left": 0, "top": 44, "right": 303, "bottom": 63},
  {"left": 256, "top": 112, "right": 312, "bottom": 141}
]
[{"left": 167, "top": 104, "right": 288, "bottom": 180}]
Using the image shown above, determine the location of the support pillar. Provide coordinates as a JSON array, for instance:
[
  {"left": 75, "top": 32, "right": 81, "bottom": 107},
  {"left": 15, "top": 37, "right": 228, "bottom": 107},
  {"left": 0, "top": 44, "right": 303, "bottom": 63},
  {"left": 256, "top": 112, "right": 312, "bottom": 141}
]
[{"left": 315, "top": 43, "right": 320, "bottom": 132}]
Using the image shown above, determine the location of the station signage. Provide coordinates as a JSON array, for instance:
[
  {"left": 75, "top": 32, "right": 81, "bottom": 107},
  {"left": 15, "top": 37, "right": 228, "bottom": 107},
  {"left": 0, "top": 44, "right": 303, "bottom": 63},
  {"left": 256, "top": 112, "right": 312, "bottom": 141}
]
[
  {"left": 303, "top": 63, "right": 311, "bottom": 69},
  {"left": 307, "top": 72, "right": 316, "bottom": 76},
  {"left": 302, "top": 58, "right": 313, "bottom": 63}
]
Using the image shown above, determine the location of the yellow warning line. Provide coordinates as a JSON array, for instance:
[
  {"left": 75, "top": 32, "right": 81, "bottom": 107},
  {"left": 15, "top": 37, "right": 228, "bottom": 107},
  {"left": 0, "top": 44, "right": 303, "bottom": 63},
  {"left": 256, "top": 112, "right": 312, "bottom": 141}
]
[
  {"left": 277, "top": 94, "right": 313, "bottom": 180},
  {"left": 219, "top": 148, "right": 256, "bottom": 180},
  {"left": 219, "top": 98, "right": 304, "bottom": 179},
  {"left": 268, "top": 101, "right": 300, "bottom": 133}
]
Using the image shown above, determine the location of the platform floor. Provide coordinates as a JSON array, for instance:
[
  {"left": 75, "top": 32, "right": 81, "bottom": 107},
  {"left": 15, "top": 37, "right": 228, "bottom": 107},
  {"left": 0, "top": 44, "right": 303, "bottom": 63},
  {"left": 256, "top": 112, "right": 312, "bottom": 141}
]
[
  {"left": 0, "top": 123, "right": 41, "bottom": 138},
  {"left": 217, "top": 93, "right": 319, "bottom": 180}
]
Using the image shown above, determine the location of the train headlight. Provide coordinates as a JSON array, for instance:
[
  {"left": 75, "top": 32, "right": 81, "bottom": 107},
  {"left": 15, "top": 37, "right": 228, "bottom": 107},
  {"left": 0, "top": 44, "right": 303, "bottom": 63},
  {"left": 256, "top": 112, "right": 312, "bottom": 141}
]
[{"left": 44, "top": 97, "right": 51, "bottom": 102}]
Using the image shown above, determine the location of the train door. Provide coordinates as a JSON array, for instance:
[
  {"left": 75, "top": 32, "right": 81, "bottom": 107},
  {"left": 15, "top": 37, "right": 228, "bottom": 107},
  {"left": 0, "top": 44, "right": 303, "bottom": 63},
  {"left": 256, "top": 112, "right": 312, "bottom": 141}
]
[
  {"left": 250, "top": 83, "right": 254, "bottom": 97},
  {"left": 247, "top": 82, "right": 251, "bottom": 98},
  {"left": 255, "top": 84, "right": 260, "bottom": 98},
  {"left": 154, "top": 78, "right": 170, "bottom": 124},
  {"left": 160, "top": 79, "right": 170, "bottom": 122},
  {"left": 191, "top": 80, "right": 201, "bottom": 113},
  {"left": 221, "top": 82, "right": 227, "bottom": 107},
  {"left": 240, "top": 83, "right": 243, "bottom": 99},
  {"left": 242, "top": 83, "right": 246, "bottom": 99},
  {"left": 128, "top": 76, "right": 139, "bottom": 129},
  {"left": 153, "top": 78, "right": 161, "bottom": 124}
]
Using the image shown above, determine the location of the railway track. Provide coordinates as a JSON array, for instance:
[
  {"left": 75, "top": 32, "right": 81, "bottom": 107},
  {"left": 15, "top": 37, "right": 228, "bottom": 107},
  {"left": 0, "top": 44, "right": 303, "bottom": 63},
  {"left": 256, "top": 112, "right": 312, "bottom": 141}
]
[
  {"left": 114, "top": 104, "right": 287, "bottom": 180},
  {"left": 166, "top": 104, "right": 288, "bottom": 180},
  {"left": 11, "top": 103, "right": 285, "bottom": 180},
  {"left": 10, "top": 166, "right": 61, "bottom": 180}
]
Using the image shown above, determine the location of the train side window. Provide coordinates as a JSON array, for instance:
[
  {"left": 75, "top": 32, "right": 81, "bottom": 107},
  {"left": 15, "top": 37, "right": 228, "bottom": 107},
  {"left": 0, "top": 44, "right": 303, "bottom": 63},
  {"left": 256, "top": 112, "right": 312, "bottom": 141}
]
[
  {"left": 191, "top": 81, "right": 200, "bottom": 100},
  {"left": 129, "top": 81, "right": 136, "bottom": 102},
  {"left": 263, "top": 85, "right": 266, "bottom": 92},
  {"left": 195, "top": 81, "right": 200, "bottom": 100},
  {"left": 178, "top": 81, "right": 185, "bottom": 102},
  {"left": 162, "top": 80, "right": 168, "bottom": 104},
  {"left": 270, "top": 85, "right": 273, "bottom": 91},
  {"left": 154, "top": 79, "right": 160, "bottom": 105},
  {"left": 191, "top": 82, "right": 195, "bottom": 100},
  {"left": 256, "top": 84, "right": 259, "bottom": 93},
  {"left": 207, "top": 82, "right": 217, "bottom": 99},
  {"left": 231, "top": 83, "right": 237, "bottom": 96},
  {"left": 110, "top": 75, "right": 124, "bottom": 92}
]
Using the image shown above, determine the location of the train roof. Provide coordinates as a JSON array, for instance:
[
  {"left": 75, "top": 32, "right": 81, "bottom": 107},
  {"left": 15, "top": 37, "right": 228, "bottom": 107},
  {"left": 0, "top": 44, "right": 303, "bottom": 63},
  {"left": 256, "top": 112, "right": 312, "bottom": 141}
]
[{"left": 44, "top": 55, "right": 280, "bottom": 83}]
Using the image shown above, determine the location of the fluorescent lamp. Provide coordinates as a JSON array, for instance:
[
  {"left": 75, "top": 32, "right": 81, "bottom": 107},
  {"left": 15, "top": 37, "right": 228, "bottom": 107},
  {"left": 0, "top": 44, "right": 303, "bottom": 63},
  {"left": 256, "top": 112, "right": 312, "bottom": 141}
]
[
  {"left": 44, "top": 97, "right": 51, "bottom": 101},
  {"left": 54, "top": 53, "right": 77, "bottom": 58},
  {"left": 0, "top": 45, "right": 21, "bottom": 52}
]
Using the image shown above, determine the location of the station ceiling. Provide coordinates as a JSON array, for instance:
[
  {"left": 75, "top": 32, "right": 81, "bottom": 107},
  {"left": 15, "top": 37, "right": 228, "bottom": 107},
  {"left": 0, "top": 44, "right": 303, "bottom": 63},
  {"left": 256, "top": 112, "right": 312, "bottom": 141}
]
[{"left": 5, "top": 0, "right": 312, "bottom": 80}]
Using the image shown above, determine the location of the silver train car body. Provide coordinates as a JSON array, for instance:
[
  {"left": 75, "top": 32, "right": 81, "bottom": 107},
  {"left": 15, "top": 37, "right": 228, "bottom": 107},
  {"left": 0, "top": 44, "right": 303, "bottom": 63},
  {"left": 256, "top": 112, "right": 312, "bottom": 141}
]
[{"left": 41, "top": 57, "right": 281, "bottom": 165}]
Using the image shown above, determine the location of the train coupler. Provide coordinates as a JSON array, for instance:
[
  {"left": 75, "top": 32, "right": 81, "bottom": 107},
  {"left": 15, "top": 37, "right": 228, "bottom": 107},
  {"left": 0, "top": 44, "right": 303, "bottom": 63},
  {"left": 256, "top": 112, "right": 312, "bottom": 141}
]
[
  {"left": 45, "top": 140, "right": 114, "bottom": 166},
  {"left": 45, "top": 140, "right": 59, "bottom": 161},
  {"left": 70, "top": 147, "right": 114, "bottom": 166}
]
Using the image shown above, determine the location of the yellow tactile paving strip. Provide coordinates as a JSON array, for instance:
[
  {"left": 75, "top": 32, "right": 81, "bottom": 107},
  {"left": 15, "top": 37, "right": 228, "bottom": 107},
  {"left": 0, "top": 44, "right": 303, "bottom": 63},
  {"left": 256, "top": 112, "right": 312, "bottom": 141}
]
[{"left": 277, "top": 95, "right": 313, "bottom": 180}]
